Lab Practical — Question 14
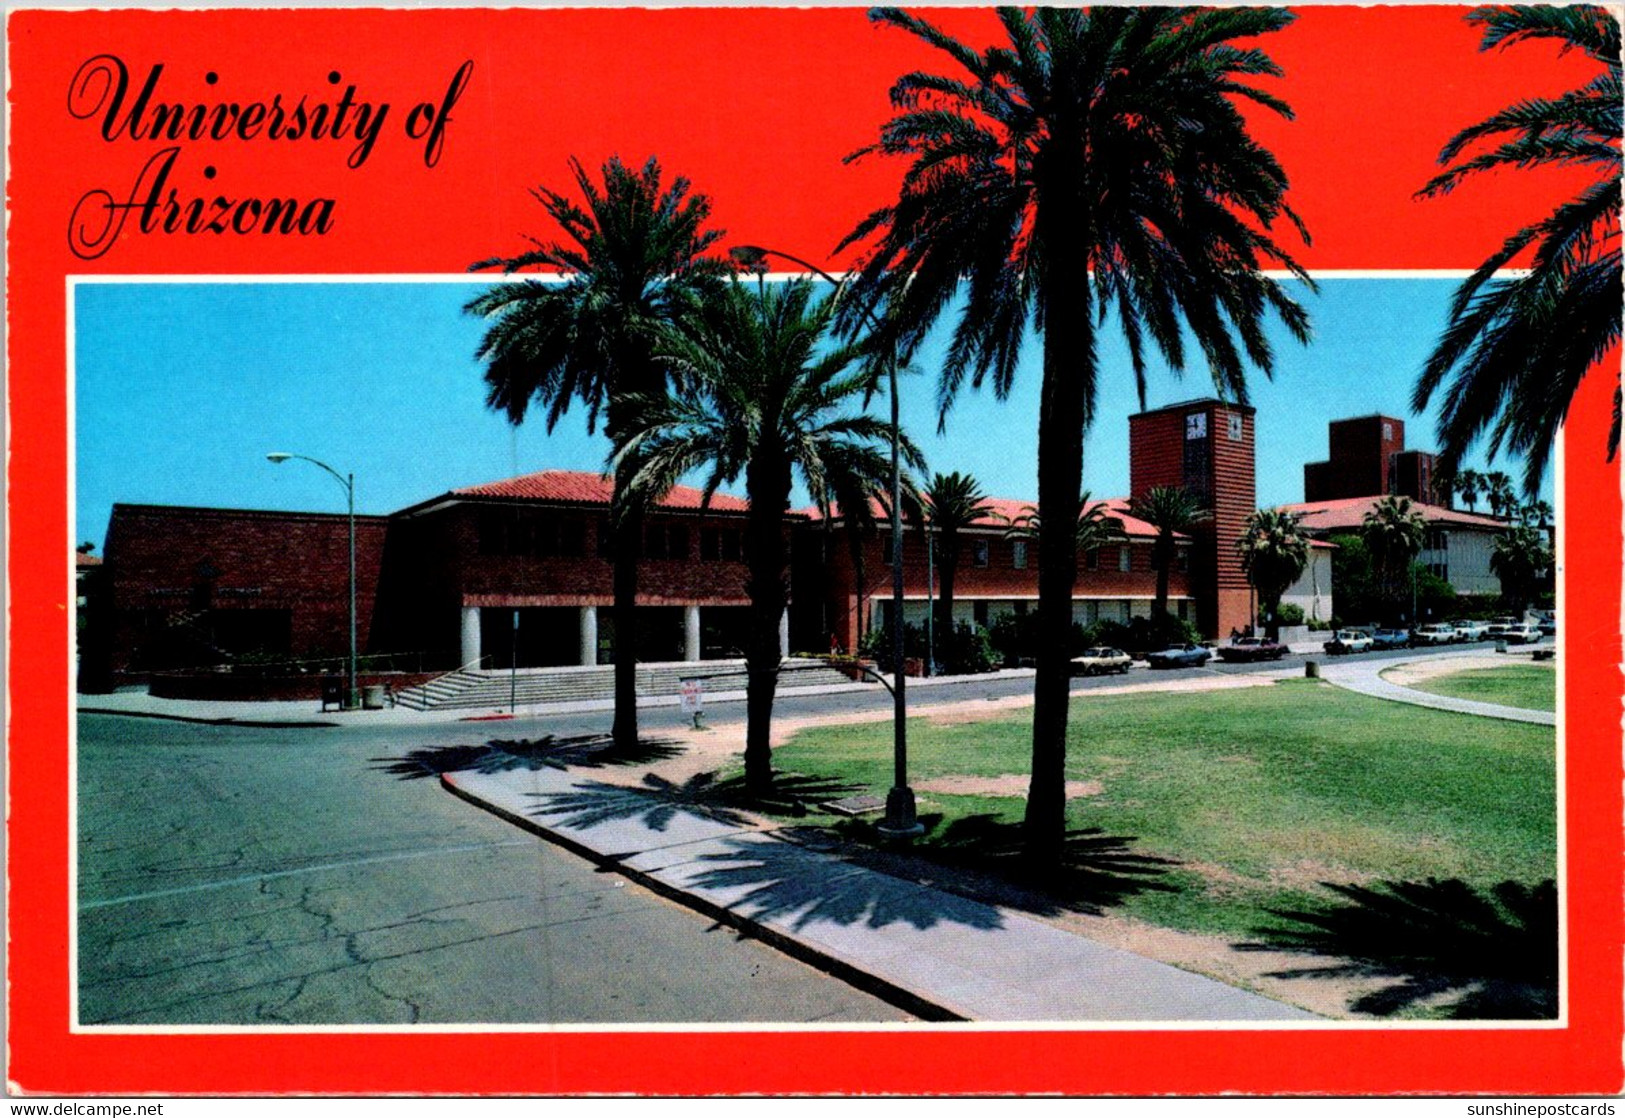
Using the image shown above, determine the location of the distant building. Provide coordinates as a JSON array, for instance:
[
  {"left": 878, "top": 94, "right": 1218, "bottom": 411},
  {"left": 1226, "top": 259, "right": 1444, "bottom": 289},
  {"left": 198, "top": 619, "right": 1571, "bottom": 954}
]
[
  {"left": 1278, "top": 495, "right": 1506, "bottom": 598},
  {"left": 1304, "top": 414, "right": 1439, "bottom": 505},
  {"left": 1292, "top": 414, "right": 1507, "bottom": 600}
]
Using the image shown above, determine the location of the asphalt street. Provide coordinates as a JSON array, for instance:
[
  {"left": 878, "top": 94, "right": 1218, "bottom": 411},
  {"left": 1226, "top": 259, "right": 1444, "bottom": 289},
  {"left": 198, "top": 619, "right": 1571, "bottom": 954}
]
[
  {"left": 75, "top": 639, "right": 1498, "bottom": 1026},
  {"left": 76, "top": 713, "right": 912, "bottom": 1025}
]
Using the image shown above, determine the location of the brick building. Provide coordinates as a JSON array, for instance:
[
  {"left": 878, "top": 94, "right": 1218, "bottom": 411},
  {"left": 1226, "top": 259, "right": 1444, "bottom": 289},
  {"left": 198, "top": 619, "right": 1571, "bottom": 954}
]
[
  {"left": 1128, "top": 398, "right": 1258, "bottom": 640},
  {"left": 797, "top": 495, "right": 1194, "bottom": 655},
  {"left": 100, "top": 504, "right": 389, "bottom": 676},
  {"left": 1304, "top": 414, "right": 1439, "bottom": 505},
  {"left": 1290, "top": 415, "right": 1508, "bottom": 599},
  {"left": 91, "top": 399, "right": 1291, "bottom": 683}
]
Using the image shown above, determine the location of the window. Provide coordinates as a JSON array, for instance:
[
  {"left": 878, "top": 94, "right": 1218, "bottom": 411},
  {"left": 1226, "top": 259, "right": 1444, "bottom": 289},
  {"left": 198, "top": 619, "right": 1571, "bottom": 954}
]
[
  {"left": 1085, "top": 548, "right": 1099, "bottom": 571},
  {"left": 645, "top": 523, "right": 668, "bottom": 559},
  {"left": 973, "top": 539, "right": 990, "bottom": 567},
  {"left": 1012, "top": 540, "right": 1027, "bottom": 569},
  {"left": 722, "top": 529, "right": 742, "bottom": 562},
  {"left": 1177, "top": 599, "right": 1189, "bottom": 621},
  {"left": 558, "top": 518, "right": 585, "bottom": 558},
  {"left": 667, "top": 525, "right": 689, "bottom": 560},
  {"left": 1119, "top": 546, "right": 1133, "bottom": 573},
  {"left": 1176, "top": 547, "right": 1190, "bottom": 573},
  {"left": 701, "top": 527, "right": 720, "bottom": 560},
  {"left": 595, "top": 519, "right": 613, "bottom": 559},
  {"left": 478, "top": 511, "right": 509, "bottom": 555},
  {"left": 973, "top": 601, "right": 989, "bottom": 627}
]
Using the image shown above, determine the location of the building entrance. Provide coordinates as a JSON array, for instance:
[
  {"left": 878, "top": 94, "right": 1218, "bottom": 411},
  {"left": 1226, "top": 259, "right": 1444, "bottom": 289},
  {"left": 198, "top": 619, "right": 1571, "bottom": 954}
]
[{"left": 479, "top": 607, "right": 582, "bottom": 669}]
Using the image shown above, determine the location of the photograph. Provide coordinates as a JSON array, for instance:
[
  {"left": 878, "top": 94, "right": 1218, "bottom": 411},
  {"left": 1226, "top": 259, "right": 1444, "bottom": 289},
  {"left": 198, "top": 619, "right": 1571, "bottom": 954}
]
[{"left": 10, "top": 1, "right": 1623, "bottom": 1097}]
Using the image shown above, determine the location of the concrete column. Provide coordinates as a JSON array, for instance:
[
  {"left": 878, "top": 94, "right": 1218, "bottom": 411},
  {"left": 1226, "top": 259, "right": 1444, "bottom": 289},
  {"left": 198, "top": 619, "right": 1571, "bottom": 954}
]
[
  {"left": 460, "top": 606, "right": 481, "bottom": 667},
  {"left": 578, "top": 605, "right": 598, "bottom": 667},
  {"left": 683, "top": 604, "right": 701, "bottom": 662},
  {"left": 779, "top": 608, "right": 790, "bottom": 658}
]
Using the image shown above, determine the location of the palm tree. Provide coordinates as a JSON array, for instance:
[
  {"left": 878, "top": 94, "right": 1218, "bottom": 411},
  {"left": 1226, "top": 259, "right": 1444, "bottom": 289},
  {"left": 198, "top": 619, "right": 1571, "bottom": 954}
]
[
  {"left": 1521, "top": 499, "right": 1554, "bottom": 529},
  {"left": 1129, "top": 486, "right": 1210, "bottom": 620},
  {"left": 615, "top": 277, "right": 916, "bottom": 794},
  {"left": 1414, "top": 5, "right": 1621, "bottom": 498},
  {"left": 1362, "top": 496, "right": 1428, "bottom": 624},
  {"left": 465, "top": 156, "right": 727, "bottom": 753},
  {"left": 1454, "top": 467, "right": 1485, "bottom": 513},
  {"left": 999, "top": 496, "right": 1126, "bottom": 554},
  {"left": 923, "top": 472, "right": 993, "bottom": 663},
  {"left": 1491, "top": 524, "right": 1553, "bottom": 617},
  {"left": 1484, "top": 470, "right": 1517, "bottom": 519},
  {"left": 841, "top": 7, "right": 1312, "bottom": 864},
  {"left": 1237, "top": 510, "right": 1310, "bottom": 642}
]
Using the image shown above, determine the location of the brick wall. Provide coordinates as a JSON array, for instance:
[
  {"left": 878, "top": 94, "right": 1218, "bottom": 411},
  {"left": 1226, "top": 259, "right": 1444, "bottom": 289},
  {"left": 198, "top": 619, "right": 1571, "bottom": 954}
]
[
  {"left": 1129, "top": 400, "right": 1255, "bottom": 638},
  {"left": 812, "top": 523, "right": 1186, "bottom": 652},
  {"left": 103, "top": 504, "right": 389, "bottom": 673}
]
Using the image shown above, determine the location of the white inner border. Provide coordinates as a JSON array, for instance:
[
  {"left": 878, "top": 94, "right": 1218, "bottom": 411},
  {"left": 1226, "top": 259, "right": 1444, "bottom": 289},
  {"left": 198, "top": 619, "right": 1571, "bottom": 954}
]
[{"left": 66, "top": 271, "right": 1567, "bottom": 1036}]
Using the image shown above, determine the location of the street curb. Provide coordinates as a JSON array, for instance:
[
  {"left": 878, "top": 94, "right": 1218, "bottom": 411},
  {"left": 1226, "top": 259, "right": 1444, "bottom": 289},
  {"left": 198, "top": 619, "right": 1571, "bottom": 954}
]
[
  {"left": 77, "top": 707, "right": 340, "bottom": 728},
  {"left": 438, "top": 772, "right": 965, "bottom": 1024}
]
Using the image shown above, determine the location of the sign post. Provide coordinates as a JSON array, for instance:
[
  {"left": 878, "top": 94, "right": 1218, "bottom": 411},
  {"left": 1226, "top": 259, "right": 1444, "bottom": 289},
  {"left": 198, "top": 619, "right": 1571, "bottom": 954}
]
[{"left": 679, "top": 678, "right": 704, "bottom": 729}]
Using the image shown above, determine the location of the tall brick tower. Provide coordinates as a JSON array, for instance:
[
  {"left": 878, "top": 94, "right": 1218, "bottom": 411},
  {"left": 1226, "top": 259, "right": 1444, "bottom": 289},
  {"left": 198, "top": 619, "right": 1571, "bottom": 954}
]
[{"left": 1129, "top": 399, "right": 1256, "bottom": 639}]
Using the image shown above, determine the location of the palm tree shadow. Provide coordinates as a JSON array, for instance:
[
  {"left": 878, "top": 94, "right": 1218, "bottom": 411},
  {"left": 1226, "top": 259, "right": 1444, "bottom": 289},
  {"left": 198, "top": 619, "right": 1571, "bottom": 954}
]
[
  {"left": 1236, "top": 878, "right": 1558, "bottom": 1019},
  {"left": 527, "top": 771, "right": 864, "bottom": 833},
  {"left": 829, "top": 812, "right": 1179, "bottom": 918},
  {"left": 372, "top": 734, "right": 685, "bottom": 781},
  {"left": 686, "top": 830, "right": 1006, "bottom": 933}
]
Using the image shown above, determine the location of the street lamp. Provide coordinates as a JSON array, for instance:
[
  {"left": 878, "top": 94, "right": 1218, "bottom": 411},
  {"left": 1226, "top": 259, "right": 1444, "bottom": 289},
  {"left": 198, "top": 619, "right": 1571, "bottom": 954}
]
[
  {"left": 730, "top": 244, "right": 922, "bottom": 837},
  {"left": 267, "top": 452, "right": 358, "bottom": 711}
]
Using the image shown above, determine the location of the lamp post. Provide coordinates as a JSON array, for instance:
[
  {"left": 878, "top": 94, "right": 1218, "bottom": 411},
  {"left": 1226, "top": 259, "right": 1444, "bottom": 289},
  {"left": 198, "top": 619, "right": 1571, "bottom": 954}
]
[
  {"left": 730, "top": 244, "right": 921, "bottom": 837},
  {"left": 267, "top": 452, "right": 357, "bottom": 710}
]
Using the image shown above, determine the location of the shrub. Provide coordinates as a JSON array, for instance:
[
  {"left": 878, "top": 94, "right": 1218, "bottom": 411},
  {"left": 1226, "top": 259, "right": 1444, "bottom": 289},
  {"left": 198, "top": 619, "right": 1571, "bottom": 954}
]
[
  {"left": 941, "top": 622, "right": 1000, "bottom": 675},
  {"left": 1275, "top": 603, "right": 1305, "bottom": 626}
]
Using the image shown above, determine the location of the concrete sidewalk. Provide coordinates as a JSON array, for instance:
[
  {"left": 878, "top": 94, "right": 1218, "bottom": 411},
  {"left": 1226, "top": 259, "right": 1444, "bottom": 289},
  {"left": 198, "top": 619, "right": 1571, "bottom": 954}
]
[
  {"left": 75, "top": 673, "right": 889, "bottom": 727},
  {"left": 1316, "top": 647, "right": 1556, "bottom": 726},
  {"left": 440, "top": 762, "right": 1317, "bottom": 1024}
]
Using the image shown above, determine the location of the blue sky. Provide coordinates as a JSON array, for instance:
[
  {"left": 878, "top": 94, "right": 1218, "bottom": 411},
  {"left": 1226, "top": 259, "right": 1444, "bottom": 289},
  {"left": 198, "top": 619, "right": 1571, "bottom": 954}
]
[{"left": 73, "top": 278, "right": 1547, "bottom": 548}]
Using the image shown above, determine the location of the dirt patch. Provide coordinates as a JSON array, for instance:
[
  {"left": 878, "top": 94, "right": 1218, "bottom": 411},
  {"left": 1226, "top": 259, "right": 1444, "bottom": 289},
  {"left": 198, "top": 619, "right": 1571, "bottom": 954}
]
[
  {"left": 916, "top": 774, "right": 1103, "bottom": 799},
  {"left": 1381, "top": 654, "right": 1552, "bottom": 688}
]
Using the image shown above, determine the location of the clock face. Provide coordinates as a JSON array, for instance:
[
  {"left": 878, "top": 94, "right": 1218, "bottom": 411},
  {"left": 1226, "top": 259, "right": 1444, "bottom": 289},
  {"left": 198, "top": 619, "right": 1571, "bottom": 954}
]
[{"left": 1185, "top": 413, "right": 1207, "bottom": 440}]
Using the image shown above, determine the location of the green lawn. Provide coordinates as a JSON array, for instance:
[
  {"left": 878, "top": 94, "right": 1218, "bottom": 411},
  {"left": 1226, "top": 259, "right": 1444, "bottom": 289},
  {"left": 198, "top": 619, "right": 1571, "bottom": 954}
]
[
  {"left": 1402, "top": 664, "right": 1557, "bottom": 712},
  {"left": 774, "top": 679, "right": 1556, "bottom": 938}
]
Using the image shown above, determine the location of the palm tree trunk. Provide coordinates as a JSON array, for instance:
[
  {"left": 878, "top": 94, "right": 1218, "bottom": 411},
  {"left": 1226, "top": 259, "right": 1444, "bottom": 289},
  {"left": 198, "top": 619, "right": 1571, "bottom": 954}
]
[
  {"left": 1025, "top": 210, "right": 1093, "bottom": 869},
  {"left": 1153, "top": 537, "right": 1171, "bottom": 619},
  {"left": 743, "top": 456, "right": 791, "bottom": 795},
  {"left": 936, "top": 532, "right": 958, "bottom": 669},
  {"left": 609, "top": 479, "right": 642, "bottom": 753}
]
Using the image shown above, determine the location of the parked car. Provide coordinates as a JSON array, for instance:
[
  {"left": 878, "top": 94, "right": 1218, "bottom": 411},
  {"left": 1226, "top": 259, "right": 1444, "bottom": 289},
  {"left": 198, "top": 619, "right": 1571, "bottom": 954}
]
[
  {"left": 1484, "top": 617, "right": 1520, "bottom": 639},
  {"left": 1371, "top": 628, "right": 1411, "bottom": 650},
  {"left": 1146, "top": 643, "right": 1214, "bottom": 669},
  {"left": 1501, "top": 623, "right": 1543, "bottom": 645},
  {"left": 1450, "top": 618, "right": 1490, "bottom": 642},
  {"left": 1217, "top": 636, "right": 1290, "bottom": 662},
  {"left": 1071, "top": 647, "right": 1133, "bottom": 676},
  {"left": 1411, "top": 622, "right": 1460, "bottom": 646},
  {"left": 1539, "top": 615, "right": 1557, "bottom": 637},
  {"left": 1323, "top": 629, "right": 1374, "bottom": 655}
]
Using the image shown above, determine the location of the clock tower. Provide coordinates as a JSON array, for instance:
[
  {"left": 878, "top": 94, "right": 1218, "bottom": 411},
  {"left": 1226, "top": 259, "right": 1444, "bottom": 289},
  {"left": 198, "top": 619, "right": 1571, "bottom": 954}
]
[{"left": 1129, "top": 398, "right": 1256, "bottom": 640}]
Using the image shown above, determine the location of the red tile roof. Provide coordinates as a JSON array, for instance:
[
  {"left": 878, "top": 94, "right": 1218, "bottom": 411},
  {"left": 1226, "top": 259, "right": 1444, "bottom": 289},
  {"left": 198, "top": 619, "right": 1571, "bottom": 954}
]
[
  {"left": 451, "top": 470, "right": 752, "bottom": 513},
  {"left": 1276, "top": 495, "right": 1507, "bottom": 533},
  {"left": 797, "top": 494, "right": 1177, "bottom": 540},
  {"left": 75, "top": 551, "right": 102, "bottom": 567}
]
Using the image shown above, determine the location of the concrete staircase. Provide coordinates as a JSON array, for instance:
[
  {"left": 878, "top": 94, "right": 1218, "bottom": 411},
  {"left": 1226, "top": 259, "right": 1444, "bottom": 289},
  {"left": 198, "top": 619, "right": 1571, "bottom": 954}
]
[{"left": 392, "top": 658, "right": 865, "bottom": 713}]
